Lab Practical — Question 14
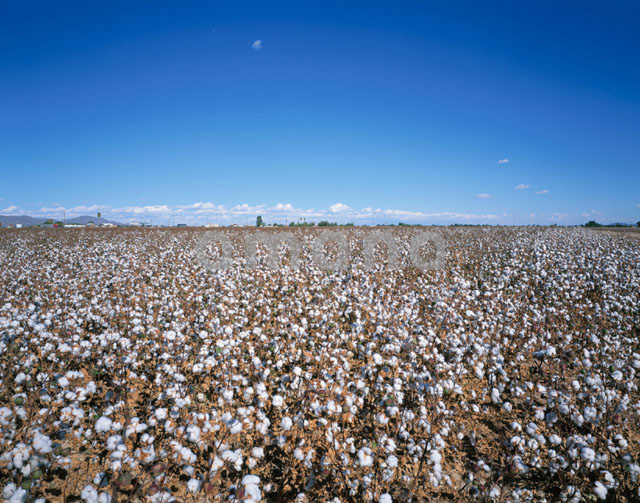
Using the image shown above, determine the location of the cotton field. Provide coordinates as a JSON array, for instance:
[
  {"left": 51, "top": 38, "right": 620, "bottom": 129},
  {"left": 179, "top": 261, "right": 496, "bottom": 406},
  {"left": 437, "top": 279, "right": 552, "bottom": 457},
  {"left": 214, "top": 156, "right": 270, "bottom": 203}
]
[{"left": 1, "top": 227, "right": 639, "bottom": 503}]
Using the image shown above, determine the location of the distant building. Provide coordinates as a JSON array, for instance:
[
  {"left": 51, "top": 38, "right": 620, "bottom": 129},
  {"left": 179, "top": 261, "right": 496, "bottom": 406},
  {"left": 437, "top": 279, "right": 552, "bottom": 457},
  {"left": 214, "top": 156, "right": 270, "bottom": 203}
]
[
  {"left": 176, "top": 223, "right": 187, "bottom": 227},
  {"left": 16, "top": 224, "right": 22, "bottom": 229}
]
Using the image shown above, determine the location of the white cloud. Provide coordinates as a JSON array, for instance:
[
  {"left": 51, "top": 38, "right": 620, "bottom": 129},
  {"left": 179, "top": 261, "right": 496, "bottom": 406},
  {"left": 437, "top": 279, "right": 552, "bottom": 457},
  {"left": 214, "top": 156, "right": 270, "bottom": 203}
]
[
  {"left": 271, "top": 203, "right": 295, "bottom": 212},
  {"left": 120, "top": 205, "right": 171, "bottom": 215},
  {"left": 329, "top": 203, "right": 351, "bottom": 213},
  {"left": 535, "top": 189, "right": 549, "bottom": 195},
  {"left": 498, "top": 158, "right": 509, "bottom": 164},
  {"left": 475, "top": 193, "right": 491, "bottom": 199},
  {"left": 232, "top": 204, "right": 265, "bottom": 213},
  {"left": 514, "top": 184, "right": 530, "bottom": 190},
  {"left": 2, "top": 201, "right": 506, "bottom": 225},
  {"left": 252, "top": 40, "right": 263, "bottom": 51},
  {"left": 636, "top": 203, "right": 640, "bottom": 208}
]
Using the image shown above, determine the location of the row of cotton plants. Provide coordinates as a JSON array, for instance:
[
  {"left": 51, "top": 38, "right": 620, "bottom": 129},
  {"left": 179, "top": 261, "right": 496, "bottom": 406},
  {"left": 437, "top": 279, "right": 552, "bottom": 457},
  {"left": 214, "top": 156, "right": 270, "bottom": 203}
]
[{"left": 0, "top": 227, "right": 638, "bottom": 502}]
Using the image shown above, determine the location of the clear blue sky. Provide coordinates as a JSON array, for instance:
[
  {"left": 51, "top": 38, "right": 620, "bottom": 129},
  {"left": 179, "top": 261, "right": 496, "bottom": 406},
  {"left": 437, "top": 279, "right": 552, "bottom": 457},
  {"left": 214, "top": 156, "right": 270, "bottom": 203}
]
[{"left": 1, "top": 1, "right": 639, "bottom": 225}]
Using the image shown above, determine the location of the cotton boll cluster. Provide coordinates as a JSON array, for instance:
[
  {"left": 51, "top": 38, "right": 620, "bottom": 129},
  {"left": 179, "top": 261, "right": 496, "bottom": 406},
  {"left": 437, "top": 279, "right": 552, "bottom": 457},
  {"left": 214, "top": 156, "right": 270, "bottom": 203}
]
[{"left": 0, "top": 227, "right": 639, "bottom": 502}]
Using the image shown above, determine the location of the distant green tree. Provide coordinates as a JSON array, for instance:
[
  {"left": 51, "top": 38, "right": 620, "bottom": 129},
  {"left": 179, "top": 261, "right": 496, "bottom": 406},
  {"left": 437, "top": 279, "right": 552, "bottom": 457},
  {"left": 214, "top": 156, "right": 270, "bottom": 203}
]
[
  {"left": 97, "top": 212, "right": 101, "bottom": 221},
  {"left": 44, "top": 219, "right": 54, "bottom": 225},
  {"left": 584, "top": 220, "right": 602, "bottom": 227},
  {"left": 637, "top": 221, "right": 640, "bottom": 227},
  {"left": 256, "top": 215, "right": 264, "bottom": 227}
]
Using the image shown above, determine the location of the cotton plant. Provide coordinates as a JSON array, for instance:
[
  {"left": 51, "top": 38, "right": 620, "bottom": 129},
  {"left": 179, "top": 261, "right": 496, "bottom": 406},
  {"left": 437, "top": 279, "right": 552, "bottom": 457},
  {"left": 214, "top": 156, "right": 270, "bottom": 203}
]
[{"left": 0, "top": 227, "right": 639, "bottom": 501}]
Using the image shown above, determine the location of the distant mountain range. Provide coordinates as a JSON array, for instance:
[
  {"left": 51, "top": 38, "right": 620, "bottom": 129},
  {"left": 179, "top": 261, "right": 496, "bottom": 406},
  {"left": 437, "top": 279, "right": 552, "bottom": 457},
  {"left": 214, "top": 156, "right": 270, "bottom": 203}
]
[{"left": 0, "top": 215, "right": 125, "bottom": 227}]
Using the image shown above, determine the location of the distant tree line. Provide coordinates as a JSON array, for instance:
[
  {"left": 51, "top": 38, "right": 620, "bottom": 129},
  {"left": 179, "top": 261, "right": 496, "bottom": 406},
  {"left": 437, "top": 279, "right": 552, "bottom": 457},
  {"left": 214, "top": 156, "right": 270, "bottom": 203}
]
[{"left": 584, "top": 220, "right": 639, "bottom": 228}]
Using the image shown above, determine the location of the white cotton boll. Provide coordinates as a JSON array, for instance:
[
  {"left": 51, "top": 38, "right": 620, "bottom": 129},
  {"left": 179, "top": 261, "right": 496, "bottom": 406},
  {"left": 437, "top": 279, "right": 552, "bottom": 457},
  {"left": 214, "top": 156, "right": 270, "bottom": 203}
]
[
  {"left": 242, "top": 475, "right": 262, "bottom": 502},
  {"left": 281, "top": 417, "right": 293, "bottom": 431},
  {"left": 186, "top": 425, "right": 201, "bottom": 443},
  {"left": 154, "top": 408, "right": 167, "bottom": 421},
  {"left": 602, "top": 471, "right": 616, "bottom": 488},
  {"left": 611, "top": 370, "right": 623, "bottom": 381},
  {"left": 489, "top": 486, "right": 501, "bottom": 500},
  {"left": 572, "top": 414, "right": 584, "bottom": 427},
  {"left": 251, "top": 447, "right": 264, "bottom": 458},
  {"left": 379, "top": 494, "right": 392, "bottom": 503},
  {"left": 357, "top": 447, "right": 374, "bottom": 467},
  {"left": 33, "top": 432, "right": 53, "bottom": 454},
  {"left": 593, "top": 481, "right": 607, "bottom": 500},
  {"left": 229, "top": 420, "right": 243, "bottom": 434},
  {"left": 3, "top": 483, "right": 17, "bottom": 500},
  {"left": 294, "top": 448, "right": 305, "bottom": 461},
  {"left": 243, "top": 483, "right": 262, "bottom": 502},
  {"left": 8, "top": 488, "right": 28, "bottom": 503},
  {"left": 430, "top": 451, "right": 442, "bottom": 465},
  {"left": 58, "top": 376, "right": 70, "bottom": 388},
  {"left": 95, "top": 417, "right": 112, "bottom": 433},
  {"left": 106, "top": 435, "right": 123, "bottom": 451},
  {"left": 491, "top": 388, "right": 500, "bottom": 404},
  {"left": 15, "top": 373, "right": 27, "bottom": 385},
  {"left": 584, "top": 406, "right": 597, "bottom": 422},
  {"left": 581, "top": 447, "right": 596, "bottom": 462},
  {"left": 386, "top": 455, "right": 398, "bottom": 468},
  {"left": 223, "top": 389, "right": 234, "bottom": 402},
  {"left": 187, "top": 479, "right": 201, "bottom": 493},
  {"left": 222, "top": 449, "right": 243, "bottom": 470},
  {"left": 502, "top": 402, "right": 512, "bottom": 412},
  {"left": 614, "top": 434, "right": 628, "bottom": 449},
  {"left": 272, "top": 395, "right": 284, "bottom": 408},
  {"left": 373, "top": 353, "right": 383, "bottom": 365},
  {"left": 242, "top": 475, "right": 261, "bottom": 486},
  {"left": 377, "top": 413, "right": 389, "bottom": 425},
  {"left": 81, "top": 484, "right": 99, "bottom": 503}
]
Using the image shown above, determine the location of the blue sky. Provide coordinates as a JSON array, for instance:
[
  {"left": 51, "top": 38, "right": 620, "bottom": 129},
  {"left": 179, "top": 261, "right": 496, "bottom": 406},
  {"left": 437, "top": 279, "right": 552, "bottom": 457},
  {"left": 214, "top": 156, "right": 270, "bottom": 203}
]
[{"left": 1, "top": 1, "right": 639, "bottom": 225}]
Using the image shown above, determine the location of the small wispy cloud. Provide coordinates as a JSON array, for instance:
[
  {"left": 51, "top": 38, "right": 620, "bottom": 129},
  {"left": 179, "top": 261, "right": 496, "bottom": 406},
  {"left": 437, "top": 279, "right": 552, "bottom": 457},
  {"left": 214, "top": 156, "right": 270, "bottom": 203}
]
[
  {"left": 251, "top": 40, "right": 263, "bottom": 51},
  {"left": 498, "top": 158, "right": 509, "bottom": 164},
  {"left": 636, "top": 203, "right": 640, "bottom": 208},
  {"left": 514, "top": 184, "right": 530, "bottom": 191},
  {"left": 535, "top": 189, "right": 549, "bottom": 195},
  {"left": 0, "top": 205, "right": 20, "bottom": 213},
  {"left": 329, "top": 203, "right": 352, "bottom": 213},
  {"left": 475, "top": 193, "right": 491, "bottom": 199}
]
